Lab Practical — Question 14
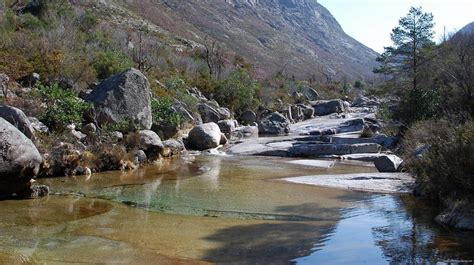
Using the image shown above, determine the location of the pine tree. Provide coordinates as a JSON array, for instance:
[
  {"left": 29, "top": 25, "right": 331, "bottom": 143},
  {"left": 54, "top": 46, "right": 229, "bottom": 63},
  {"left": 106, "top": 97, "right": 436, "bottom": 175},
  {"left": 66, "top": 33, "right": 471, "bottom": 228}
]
[{"left": 375, "top": 7, "right": 435, "bottom": 91}]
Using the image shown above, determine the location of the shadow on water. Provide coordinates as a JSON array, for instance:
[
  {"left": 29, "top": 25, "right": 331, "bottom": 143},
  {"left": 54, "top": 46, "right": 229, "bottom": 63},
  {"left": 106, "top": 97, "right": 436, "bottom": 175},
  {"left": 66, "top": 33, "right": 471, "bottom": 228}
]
[
  {"left": 199, "top": 199, "right": 353, "bottom": 264},
  {"left": 202, "top": 222, "right": 335, "bottom": 264}
]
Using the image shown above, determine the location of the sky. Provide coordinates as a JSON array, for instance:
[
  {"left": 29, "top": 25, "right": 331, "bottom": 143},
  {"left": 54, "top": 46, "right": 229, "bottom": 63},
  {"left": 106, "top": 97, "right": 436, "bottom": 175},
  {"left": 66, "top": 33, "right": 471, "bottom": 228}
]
[{"left": 317, "top": 0, "right": 474, "bottom": 53}]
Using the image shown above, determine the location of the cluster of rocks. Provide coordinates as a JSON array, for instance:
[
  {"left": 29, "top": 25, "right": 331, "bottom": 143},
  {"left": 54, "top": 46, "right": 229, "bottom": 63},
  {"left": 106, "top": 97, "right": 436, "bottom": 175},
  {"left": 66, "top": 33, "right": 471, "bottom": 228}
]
[{"left": 0, "top": 67, "right": 405, "bottom": 200}]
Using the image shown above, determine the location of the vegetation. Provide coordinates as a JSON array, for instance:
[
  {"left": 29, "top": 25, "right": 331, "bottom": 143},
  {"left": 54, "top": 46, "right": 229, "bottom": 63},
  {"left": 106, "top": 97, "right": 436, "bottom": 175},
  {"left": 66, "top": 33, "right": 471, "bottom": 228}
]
[
  {"left": 403, "top": 120, "right": 474, "bottom": 202},
  {"left": 35, "top": 83, "right": 90, "bottom": 131},
  {"left": 375, "top": 7, "right": 435, "bottom": 91},
  {"left": 214, "top": 68, "right": 260, "bottom": 114},
  {"left": 375, "top": 7, "right": 473, "bottom": 206},
  {"left": 151, "top": 97, "right": 183, "bottom": 127}
]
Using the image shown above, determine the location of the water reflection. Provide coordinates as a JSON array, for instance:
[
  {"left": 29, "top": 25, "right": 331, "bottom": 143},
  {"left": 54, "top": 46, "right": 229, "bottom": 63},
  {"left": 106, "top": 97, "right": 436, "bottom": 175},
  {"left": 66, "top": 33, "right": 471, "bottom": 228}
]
[
  {"left": 0, "top": 156, "right": 472, "bottom": 264},
  {"left": 293, "top": 195, "right": 474, "bottom": 264}
]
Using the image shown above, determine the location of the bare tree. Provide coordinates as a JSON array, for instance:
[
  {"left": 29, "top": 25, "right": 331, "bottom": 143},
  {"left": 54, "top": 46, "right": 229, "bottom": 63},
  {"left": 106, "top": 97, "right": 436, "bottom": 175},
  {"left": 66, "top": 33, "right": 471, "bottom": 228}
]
[{"left": 203, "top": 37, "right": 225, "bottom": 79}]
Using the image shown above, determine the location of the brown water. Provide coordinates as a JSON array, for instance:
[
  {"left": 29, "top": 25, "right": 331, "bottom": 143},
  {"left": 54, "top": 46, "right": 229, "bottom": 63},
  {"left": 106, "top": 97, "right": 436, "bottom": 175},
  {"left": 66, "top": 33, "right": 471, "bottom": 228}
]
[{"left": 0, "top": 155, "right": 473, "bottom": 264}]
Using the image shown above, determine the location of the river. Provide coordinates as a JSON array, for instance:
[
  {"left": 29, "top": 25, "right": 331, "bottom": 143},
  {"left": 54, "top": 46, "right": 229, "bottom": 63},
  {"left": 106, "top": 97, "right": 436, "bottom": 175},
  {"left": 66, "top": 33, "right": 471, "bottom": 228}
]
[{"left": 0, "top": 155, "right": 473, "bottom": 264}]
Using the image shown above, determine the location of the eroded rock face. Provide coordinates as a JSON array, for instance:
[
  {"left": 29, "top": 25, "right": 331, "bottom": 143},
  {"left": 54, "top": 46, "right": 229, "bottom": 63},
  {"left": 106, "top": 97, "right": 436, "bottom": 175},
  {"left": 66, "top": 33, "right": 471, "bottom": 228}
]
[
  {"left": 258, "top": 112, "right": 291, "bottom": 135},
  {"left": 85, "top": 68, "right": 152, "bottom": 130},
  {"left": 311, "top": 100, "right": 346, "bottom": 116},
  {"left": 186, "top": 123, "right": 223, "bottom": 151},
  {"left": 0, "top": 118, "right": 42, "bottom": 198},
  {"left": 0, "top": 105, "right": 36, "bottom": 140}
]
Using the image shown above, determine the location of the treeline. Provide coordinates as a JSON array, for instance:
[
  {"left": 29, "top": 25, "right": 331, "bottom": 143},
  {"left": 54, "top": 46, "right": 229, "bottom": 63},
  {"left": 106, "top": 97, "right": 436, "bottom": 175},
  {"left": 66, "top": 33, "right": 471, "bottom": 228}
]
[{"left": 375, "top": 7, "right": 473, "bottom": 204}]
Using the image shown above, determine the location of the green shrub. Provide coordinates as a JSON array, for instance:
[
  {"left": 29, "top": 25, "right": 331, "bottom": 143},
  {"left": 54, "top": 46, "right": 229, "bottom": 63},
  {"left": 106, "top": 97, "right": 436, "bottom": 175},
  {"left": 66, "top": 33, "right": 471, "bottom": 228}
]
[
  {"left": 151, "top": 97, "right": 183, "bottom": 127},
  {"left": 376, "top": 103, "right": 393, "bottom": 122},
  {"left": 93, "top": 50, "right": 133, "bottom": 80},
  {"left": 403, "top": 120, "right": 474, "bottom": 201},
  {"left": 35, "top": 83, "right": 90, "bottom": 130},
  {"left": 214, "top": 68, "right": 260, "bottom": 114},
  {"left": 394, "top": 88, "right": 440, "bottom": 125}
]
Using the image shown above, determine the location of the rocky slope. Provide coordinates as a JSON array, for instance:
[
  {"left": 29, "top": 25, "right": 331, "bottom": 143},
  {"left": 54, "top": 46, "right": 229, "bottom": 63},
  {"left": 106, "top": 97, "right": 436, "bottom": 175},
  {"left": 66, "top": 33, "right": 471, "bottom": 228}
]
[{"left": 80, "top": 0, "right": 378, "bottom": 80}]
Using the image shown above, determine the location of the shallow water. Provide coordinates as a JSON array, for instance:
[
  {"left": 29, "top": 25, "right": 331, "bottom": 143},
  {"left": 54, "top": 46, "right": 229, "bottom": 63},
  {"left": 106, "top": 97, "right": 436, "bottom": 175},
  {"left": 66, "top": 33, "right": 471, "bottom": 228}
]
[{"left": 1, "top": 155, "right": 473, "bottom": 264}]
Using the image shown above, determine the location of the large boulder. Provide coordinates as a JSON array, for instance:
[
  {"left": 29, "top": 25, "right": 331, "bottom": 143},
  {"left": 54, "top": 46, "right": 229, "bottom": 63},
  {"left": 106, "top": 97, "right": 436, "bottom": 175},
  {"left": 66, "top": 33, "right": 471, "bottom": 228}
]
[
  {"left": 311, "top": 100, "right": 346, "bottom": 116},
  {"left": 0, "top": 118, "right": 42, "bottom": 198},
  {"left": 258, "top": 112, "right": 291, "bottom": 135},
  {"left": 374, "top": 155, "right": 403, "bottom": 172},
  {"left": 240, "top": 110, "right": 257, "bottom": 125},
  {"left": 85, "top": 68, "right": 152, "bottom": 130},
  {"left": 186, "top": 123, "right": 223, "bottom": 151},
  {"left": 0, "top": 105, "right": 36, "bottom": 140},
  {"left": 138, "top": 130, "right": 164, "bottom": 159}
]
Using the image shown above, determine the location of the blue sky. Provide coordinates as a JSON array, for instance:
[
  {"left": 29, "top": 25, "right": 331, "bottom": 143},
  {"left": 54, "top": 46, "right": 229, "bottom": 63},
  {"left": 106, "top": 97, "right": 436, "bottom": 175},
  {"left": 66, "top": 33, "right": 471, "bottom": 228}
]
[{"left": 318, "top": 0, "right": 474, "bottom": 53}]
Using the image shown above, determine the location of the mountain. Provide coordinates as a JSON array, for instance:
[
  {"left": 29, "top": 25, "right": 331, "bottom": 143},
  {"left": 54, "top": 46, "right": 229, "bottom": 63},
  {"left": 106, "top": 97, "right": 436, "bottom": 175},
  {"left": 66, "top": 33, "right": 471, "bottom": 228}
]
[
  {"left": 79, "top": 0, "right": 379, "bottom": 80},
  {"left": 457, "top": 22, "right": 474, "bottom": 35}
]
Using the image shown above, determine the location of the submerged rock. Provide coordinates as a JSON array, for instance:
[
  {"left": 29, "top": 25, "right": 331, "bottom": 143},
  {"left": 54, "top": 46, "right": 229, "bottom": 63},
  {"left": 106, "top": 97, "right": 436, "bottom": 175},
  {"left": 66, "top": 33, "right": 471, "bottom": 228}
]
[
  {"left": 0, "top": 118, "right": 42, "bottom": 198},
  {"left": 186, "top": 123, "right": 223, "bottom": 151},
  {"left": 85, "top": 68, "right": 152, "bottom": 130}
]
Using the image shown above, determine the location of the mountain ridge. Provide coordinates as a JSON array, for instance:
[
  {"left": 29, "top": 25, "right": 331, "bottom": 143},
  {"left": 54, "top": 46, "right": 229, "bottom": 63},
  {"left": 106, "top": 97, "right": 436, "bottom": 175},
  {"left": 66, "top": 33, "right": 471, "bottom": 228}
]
[{"left": 79, "top": 0, "right": 379, "bottom": 81}]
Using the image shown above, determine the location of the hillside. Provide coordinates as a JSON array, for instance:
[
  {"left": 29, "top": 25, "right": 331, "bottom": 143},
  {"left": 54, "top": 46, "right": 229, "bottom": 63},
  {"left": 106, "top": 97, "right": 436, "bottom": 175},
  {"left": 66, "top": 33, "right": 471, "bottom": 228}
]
[
  {"left": 457, "top": 21, "right": 474, "bottom": 35},
  {"left": 78, "top": 0, "right": 379, "bottom": 81}
]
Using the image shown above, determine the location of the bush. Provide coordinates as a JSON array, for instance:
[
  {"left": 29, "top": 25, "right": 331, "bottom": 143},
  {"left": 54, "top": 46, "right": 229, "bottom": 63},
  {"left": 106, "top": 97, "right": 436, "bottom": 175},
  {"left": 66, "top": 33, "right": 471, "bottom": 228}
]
[
  {"left": 394, "top": 88, "right": 440, "bottom": 125},
  {"left": 93, "top": 50, "right": 133, "bottom": 80},
  {"left": 151, "top": 97, "right": 183, "bottom": 127},
  {"left": 35, "top": 83, "right": 90, "bottom": 130},
  {"left": 214, "top": 68, "right": 260, "bottom": 114},
  {"left": 403, "top": 120, "right": 474, "bottom": 201}
]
